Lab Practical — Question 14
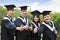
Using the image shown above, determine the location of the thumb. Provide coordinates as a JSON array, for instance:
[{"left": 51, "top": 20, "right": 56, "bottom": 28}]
[{"left": 30, "top": 24, "right": 32, "bottom": 27}]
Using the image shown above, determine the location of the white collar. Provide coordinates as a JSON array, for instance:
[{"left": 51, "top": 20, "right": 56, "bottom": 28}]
[
  {"left": 18, "top": 17, "right": 26, "bottom": 22},
  {"left": 42, "top": 21, "right": 54, "bottom": 31},
  {"left": 3, "top": 17, "right": 14, "bottom": 24},
  {"left": 32, "top": 22, "right": 40, "bottom": 28}
]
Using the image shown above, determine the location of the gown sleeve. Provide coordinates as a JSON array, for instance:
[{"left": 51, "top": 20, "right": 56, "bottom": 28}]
[
  {"left": 2, "top": 19, "right": 16, "bottom": 35},
  {"left": 3, "top": 19, "right": 16, "bottom": 30},
  {"left": 38, "top": 24, "right": 45, "bottom": 34}
]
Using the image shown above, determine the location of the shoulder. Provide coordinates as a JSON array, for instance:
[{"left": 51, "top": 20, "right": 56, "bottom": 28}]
[
  {"left": 41, "top": 23, "right": 46, "bottom": 28},
  {"left": 15, "top": 17, "right": 21, "bottom": 21},
  {"left": 29, "top": 22, "right": 34, "bottom": 26},
  {"left": 14, "top": 17, "right": 22, "bottom": 23},
  {"left": 29, "top": 22, "right": 33, "bottom": 25},
  {"left": 50, "top": 21, "right": 54, "bottom": 24},
  {"left": 41, "top": 24, "right": 45, "bottom": 26},
  {"left": 3, "top": 17, "right": 9, "bottom": 20},
  {"left": 1, "top": 19, "right": 9, "bottom": 25},
  {"left": 2, "top": 17, "right": 10, "bottom": 22}
]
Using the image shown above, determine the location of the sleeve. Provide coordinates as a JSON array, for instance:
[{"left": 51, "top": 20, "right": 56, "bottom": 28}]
[
  {"left": 2, "top": 19, "right": 16, "bottom": 35},
  {"left": 28, "top": 23, "right": 34, "bottom": 35},
  {"left": 3, "top": 19, "right": 16, "bottom": 30},
  {"left": 38, "top": 24, "right": 45, "bottom": 34}
]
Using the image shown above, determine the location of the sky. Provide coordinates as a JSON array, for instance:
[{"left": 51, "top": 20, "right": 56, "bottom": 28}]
[{"left": 0, "top": 0, "right": 60, "bottom": 12}]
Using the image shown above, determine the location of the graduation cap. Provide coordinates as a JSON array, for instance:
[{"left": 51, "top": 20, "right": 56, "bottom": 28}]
[
  {"left": 20, "top": 6, "right": 28, "bottom": 10},
  {"left": 31, "top": 10, "right": 41, "bottom": 16},
  {"left": 42, "top": 11, "right": 51, "bottom": 16},
  {"left": 5, "top": 4, "right": 16, "bottom": 11},
  {"left": 42, "top": 11, "right": 51, "bottom": 22}
]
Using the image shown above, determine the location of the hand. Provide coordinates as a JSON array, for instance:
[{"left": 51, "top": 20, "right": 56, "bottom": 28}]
[
  {"left": 25, "top": 25, "right": 29, "bottom": 30},
  {"left": 16, "top": 26, "right": 22, "bottom": 31},
  {"left": 18, "top": 25, "right": 24, "bottom": 31},
  {"left": 16, "top": 27, "right": 20, "bottom": 30},
  {"left": 21, "top": 27, "right": 25, "bottom": 31},
  {"left": 19, "top": 26, "right": 23, "bottom": 31},
  {"left": 29, "top": 24, "right": 33, "bottom": 31},
  {"left": 33, "top": 28, "right": 38, "bottom": 33}
]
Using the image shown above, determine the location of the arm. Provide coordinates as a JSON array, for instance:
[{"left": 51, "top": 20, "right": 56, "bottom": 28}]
[
  {"left": 3, "top": 19, "right": 16, "bottom": 30},
  {"left": 14, "top": 19, "right": 25, "bottom": 31},
  {"left": 38, "top": 24, "right": 45, "bottom": 34}
]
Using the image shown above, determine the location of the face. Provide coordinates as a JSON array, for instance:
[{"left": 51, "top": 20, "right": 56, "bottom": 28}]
[
  {"left": 7, "top": 10, "right": 14, "bottom": 17},
  {"left": 21, "top": 10, "right": 27, "bottom": 18},
  {"left": 34, "top": 16, "right": 39, "bottom": 23},
  {"left": 44, "top": 15, "right": 51, "bottom": 23}
]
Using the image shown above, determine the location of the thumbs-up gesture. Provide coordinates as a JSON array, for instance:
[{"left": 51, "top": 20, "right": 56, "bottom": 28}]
[
  {"left": 16, "top": 25, "right": 24, "bottom": 31},
  {"left": 19, "top": 26, "right": 23, "bottom": 31},
  {"left": 22, "top": 26, "right": 25, "bottom": 31},
  {"left": 34, "top": 28, "right": 38, "bottom": 33},
  {"left": 24, "top": 25, "right": 29, "bottom": 30},
  {"left": 29, "top": 24, "right": 33, "bottom": 31},
  {"left": 19, "top": 25, "right": 24, "bottom": 31}
]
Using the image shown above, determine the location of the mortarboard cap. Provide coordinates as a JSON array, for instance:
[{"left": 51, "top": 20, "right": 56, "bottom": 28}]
[
  {"left": 20, "top": 6, "right": 28, "bottom": 10},
  {"left": 42, "top": 11, "right": 51, "bottom": 16},
  {"left": 31, "top": 10, "right": 41, "bottom": 16},
  {"left": 5, "top": 4, "right": 16, "bottom": 11}
]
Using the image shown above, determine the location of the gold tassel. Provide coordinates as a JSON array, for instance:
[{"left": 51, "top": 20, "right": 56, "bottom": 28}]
[
  {"left": 30, "top": 6, "right": 32, "bottom": 14},
  {"left": 42, "top": 16, "right": 44, "bottom": 22},
  {"left": 52, "top": 13, "right": 54, "bottom": 21}
]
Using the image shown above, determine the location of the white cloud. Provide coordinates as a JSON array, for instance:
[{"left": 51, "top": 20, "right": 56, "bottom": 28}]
[
  {"left": 0, "top": 4, "right": 3, "bottom": 6},
  {"left": 0, "top": 4, "right": 6, "bottom": 9},
  {"left": 0, "top": 0, "right": 60, "bottom": 12},
  {"left": 28, "top": 0, "right": 60, "bottom": 12},
  {"left": 28, "top": 2, "right": 39, "bottom": 11}
]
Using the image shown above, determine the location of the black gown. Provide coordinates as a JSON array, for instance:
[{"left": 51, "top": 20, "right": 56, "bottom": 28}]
[
  {"left": 38, "top": 21, "right": 57, "bottom": 40},
  {"left": 14, "top": 16, "right": 29, "bottom": 40},
  {"left": 1, "top": 16, "right": 16, "bottom": 40},
  {"left": 29, "top": 22, "right": 41, "bottom": 40}
]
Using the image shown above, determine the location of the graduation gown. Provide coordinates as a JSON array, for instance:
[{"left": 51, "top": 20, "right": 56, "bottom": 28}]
[
  {"left": 14, "top": 16, "right": 29, "bottom": 40},
  {"left": 29, "top": 22, "right": 41, "bottom": 40},
  {"left": 38, "top": 21, "right": 57, "bottom": 40},
  {"left": 1, "top": 16, "right": 16, "bottom": 40}
]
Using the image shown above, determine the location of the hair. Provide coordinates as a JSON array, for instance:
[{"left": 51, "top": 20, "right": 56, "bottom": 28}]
[{"left": 32, "top": 15, "right": 40, "bottom": 24}]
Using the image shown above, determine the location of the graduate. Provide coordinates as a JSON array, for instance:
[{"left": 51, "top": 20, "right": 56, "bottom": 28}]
[
  {"left": 1, "top": 4, "right": 22, "bottom": 40},
  {"left": 29, "top": 10, "right": 41, "bottom": 40},
  {"left": 14, "top": 6, "right": 29, "bottom": 40},
  {"left": 35, "top": 11, "right": 57, "bottom": 40}
]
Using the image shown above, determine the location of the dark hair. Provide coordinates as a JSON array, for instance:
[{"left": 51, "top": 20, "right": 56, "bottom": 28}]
[{"left": 32, "top": 15, "right": 40, "bottom": 24}]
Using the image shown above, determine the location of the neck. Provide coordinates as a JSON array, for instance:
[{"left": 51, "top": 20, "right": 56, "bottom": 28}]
[
  {"left": 44, "top": 21, "right": 50, "bottom": 24},
  {"left": 33, "top": 22, "right": 38, "bottom": 24},
  {"left": 7, "top": 14, "right": 10, "bottom": 17},
  {"left": 7, "top": 12, "right": 11, "bottom": 17},
  {"left": 20, "top": 15, "right": 25, "bottom": 19}
]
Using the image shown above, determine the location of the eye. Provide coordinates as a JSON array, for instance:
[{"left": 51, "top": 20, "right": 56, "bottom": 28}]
[
  {"left": 44, "top": 17, "right": 46, "bottom": 18},
  {"left": 47, "top": 16, "right": 49, "bottom": 17}
]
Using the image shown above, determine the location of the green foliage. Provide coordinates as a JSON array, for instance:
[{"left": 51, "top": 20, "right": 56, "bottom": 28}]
[
  {"left": 26, "top": 12, "right": 32, "bottom": 23},
  {"left": 12, "top": 9, "right": 20, "bottom": 18},
  {"left": 0, "top": 6, "right": 6, "bottom": 25},
  {"left": 0, "top": 6, "right": 6, "bottom": 15},
  {"left": 54, "top": 13, "right": 60, "bottom": 30}
]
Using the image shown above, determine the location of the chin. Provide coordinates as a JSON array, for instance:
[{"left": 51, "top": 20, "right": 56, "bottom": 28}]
[
  {"left": 35, "top": 21, "right": 38, "bottom": 23},
  {"left": 24, "top": 16, "right": 26, "bottom": 17},
  {"left": 47, "top": 21, "right": 50, "bottom": 23}
]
